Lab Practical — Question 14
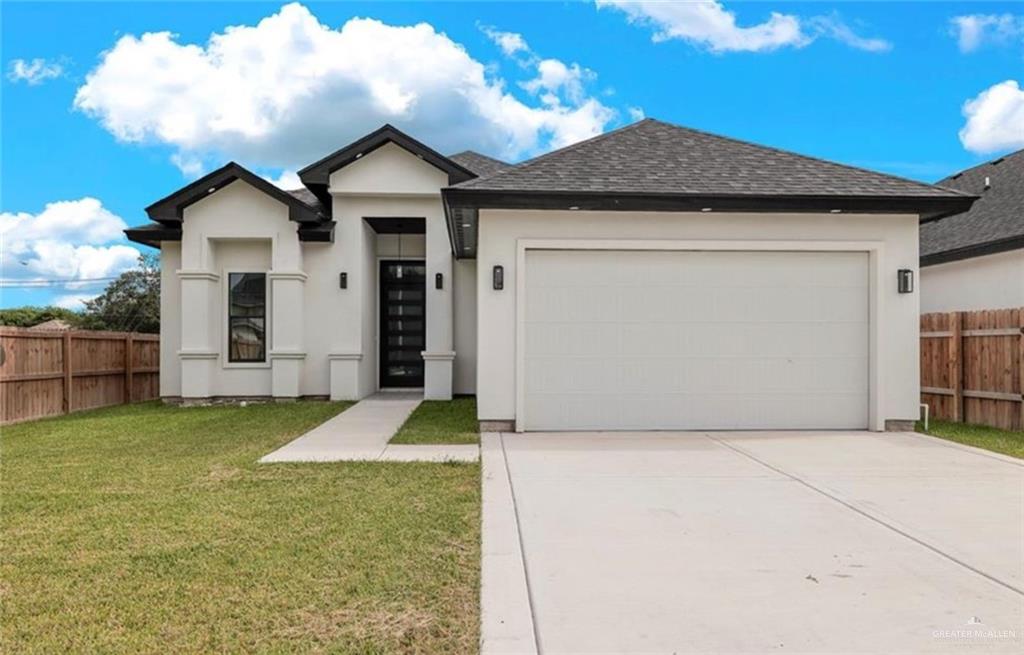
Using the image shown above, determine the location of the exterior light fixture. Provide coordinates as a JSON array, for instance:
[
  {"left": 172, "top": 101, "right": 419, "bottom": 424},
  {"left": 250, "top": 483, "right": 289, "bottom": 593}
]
[
  {"left": 435, "top": 273, "right": 443, "bottom": 290},
  {"left": 701, "top": 207, "right": 712, "bottom": 212},
  {"left": 339, "top": 272, "right": 347, "bottom": 289},
  {"left": 493, "top": 265, "right": 504, "bottom": 290},
  {"left": 829, "top": 209, "right": 842, "bottom": 214},
  {"left": 897, "top": 269, "right": 914, "bottom": 293},
  {"left": 568, "top": 206, "right": 580, "bottom": 210}
]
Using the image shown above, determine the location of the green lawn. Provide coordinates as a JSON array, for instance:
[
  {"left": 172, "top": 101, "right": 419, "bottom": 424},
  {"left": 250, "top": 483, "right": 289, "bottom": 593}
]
[
  {"left": 917, "top": 419, "right": 1024, "bottom": 459},
  {"left": 390, "top": 397, "right": 479, "bottom": 445},
  {"left": 1, "top": 401, "right": 480, "bottom": 654}
]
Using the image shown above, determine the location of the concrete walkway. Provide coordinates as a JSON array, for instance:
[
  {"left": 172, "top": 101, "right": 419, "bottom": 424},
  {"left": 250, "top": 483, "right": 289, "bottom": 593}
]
[
  {"left": 259, "top": 392, "right": 478, "bottom": 463},
  {"left": 482, "top": 430, "right": 1023, "bottom": 654}
]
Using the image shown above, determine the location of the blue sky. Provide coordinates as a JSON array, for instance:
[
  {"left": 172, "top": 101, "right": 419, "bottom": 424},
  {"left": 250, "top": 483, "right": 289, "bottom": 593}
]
[{"left": 2, "top": 1, "right": 1022, "bottom": 308}]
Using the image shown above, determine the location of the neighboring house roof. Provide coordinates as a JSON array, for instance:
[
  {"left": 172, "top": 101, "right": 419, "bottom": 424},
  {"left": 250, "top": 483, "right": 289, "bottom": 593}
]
[
  {"left": 127, "top": 162, "right": 332, "bottom": 246},
  {"left": 443, "top": 118, "right": 977, "bottom": 258},
  {"left": 297, "top": 124, "right": 477, "bottom": 206},
  {"left": 920, "top": 149, "right": 1024, "bottom": 266},
  {"left": 29, "top": 319, "right": 72, "bottom": 331},
  {"left": 448, "top": 151, "right": 511, "bottom": 178}
]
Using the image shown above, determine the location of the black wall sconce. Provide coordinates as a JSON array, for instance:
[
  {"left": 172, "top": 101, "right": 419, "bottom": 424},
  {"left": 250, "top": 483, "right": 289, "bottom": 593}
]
[
  {"left": 339, "top": 272, "right": 347, "bottom": 289},
  {"left": 493, "top": 265, "right": 504, "bottom": 290},
  {"left": 435, "top": 273, "right": 443, "bottom": 290},
  {"left": 897, "top": 269, "right": 914, "bottom": 294}
]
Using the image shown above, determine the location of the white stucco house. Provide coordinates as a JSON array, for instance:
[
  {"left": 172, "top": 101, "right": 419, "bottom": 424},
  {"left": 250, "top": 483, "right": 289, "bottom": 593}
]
[
  {"left": 919, "top": 149, "right": 1023, "bottom": 313},
  {"left": 126, "top": 119, "right": 974, "bottom": 432}
]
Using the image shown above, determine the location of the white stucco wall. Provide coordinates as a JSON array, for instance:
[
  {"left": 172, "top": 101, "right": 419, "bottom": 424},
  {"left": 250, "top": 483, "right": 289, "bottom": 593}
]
[
  {"left": 475, "top": 210, "right": 922, "bottom": 429},
  {"left": 920, "top": 249, "right": 1024, "bottom": 313},
  {"left": 453, "top": 259, "right": 477, "bottom": 394},
  {"left": 331, "top": 142, "right": 449, "bottom": 195},
  {"left": 328, "top": 145, "right": 456, "bottom": 399},
  {"left": 158, "top": 142, "right": 472, "bottom": 401},
  {"left": 159, "top": 242, "right": 182, "bottom": 397}
]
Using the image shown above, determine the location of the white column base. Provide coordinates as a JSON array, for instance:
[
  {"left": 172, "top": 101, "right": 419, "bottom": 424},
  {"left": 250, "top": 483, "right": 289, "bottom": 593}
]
[
  {"left": 422, "top": 351, "right": 456, "bottom": 401},
  {"left": 329, "top": 353, "right": 363, "bottom": 400},
  {"left": 179, "top": 351, "right": 217, "bottom": 399},
  {"left": 271, "top": 352, "right": 305, "bottom": 398}
]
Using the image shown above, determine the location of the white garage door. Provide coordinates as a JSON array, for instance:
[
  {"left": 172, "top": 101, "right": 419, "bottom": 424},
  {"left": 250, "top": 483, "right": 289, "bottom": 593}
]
[{"left": 522, "top": 249, "right": 869, "bottom": 431}]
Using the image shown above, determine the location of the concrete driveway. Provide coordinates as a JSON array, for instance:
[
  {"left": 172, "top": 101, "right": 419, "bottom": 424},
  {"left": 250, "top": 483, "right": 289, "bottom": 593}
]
[{"left": 481, "top": 431, "right": 1023, "bottom": 654}]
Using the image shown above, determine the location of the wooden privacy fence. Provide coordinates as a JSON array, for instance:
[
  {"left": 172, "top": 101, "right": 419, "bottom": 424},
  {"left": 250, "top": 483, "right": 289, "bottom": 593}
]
[
  {"left": 921, "top": 308, "right": 1024, "bottom": 431},
  {"left": 0, "top": 327, "right": 159, "bottom": 425}
]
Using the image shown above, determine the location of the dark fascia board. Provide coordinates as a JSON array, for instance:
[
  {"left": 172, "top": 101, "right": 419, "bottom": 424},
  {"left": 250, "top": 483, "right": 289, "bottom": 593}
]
[
  {"left": 296, "top": 221, "right": 336, "bottom": 243},
  {"left": 145, "top": 162, "right": 323, "bottom": 225},
  {"left": 921, "top": 234, "right": 1024, "bottom": 267},
  {"left": 297, "top": 124, "right": 477, "bottom": 188},
  {"left": 126, "top": 220, "right": 334, "bottom": 245},
  {"left": 442, "top": 188, "right": 977, "bottom": 221},
  {"left": 442, "top": 188, "right": 979, "bottom": 259},
  {"left": 124, "top": 223, "right": 182, "bottom": 248}
]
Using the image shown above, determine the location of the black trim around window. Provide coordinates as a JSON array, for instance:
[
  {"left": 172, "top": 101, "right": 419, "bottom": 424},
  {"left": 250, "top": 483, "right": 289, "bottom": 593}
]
[{"left": 228, "top": 273, "right": 267, "bottom": 363}]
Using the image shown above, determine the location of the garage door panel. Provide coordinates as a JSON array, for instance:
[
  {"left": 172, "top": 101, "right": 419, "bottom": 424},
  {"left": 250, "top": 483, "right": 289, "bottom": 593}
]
[{"left": 523, "top": 249, "right": 870, "bottom": 431}]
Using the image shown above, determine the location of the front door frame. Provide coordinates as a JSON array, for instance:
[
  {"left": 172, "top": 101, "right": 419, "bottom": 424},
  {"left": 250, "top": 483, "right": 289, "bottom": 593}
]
[{"left": 379, "top": 259, "right": 427, "bottom": 388}]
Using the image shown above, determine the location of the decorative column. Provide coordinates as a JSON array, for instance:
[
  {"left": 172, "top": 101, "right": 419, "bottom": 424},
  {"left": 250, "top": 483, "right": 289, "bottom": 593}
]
[
  {"left": 423, "top": 209, "right": 454, "bottom": 400},
  {"left": 177, "top": 269, "right": 219, "bottom": 403},
  {"left": 268, "top": 270, "right": 306, "bottom": 399}
]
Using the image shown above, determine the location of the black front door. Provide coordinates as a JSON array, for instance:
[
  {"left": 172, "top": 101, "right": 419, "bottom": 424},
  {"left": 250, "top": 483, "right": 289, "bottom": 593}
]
[{"left": 380, "top": 260, "right": 426, "bottom": 388}]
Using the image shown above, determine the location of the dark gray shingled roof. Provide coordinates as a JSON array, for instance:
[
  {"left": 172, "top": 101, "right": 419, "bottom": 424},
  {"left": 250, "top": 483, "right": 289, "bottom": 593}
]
[
  {"left": 920, "top": 149, "right": 1024, "bottom": 265},
  {"left": 454, "top": 118, "right": 970, "bottom": 199},
  {"left": 448, "top": 150, "right": 511, "bottom": 178},
  {"left": 286, "top": 187, "right": 325, "bottom": 215}
]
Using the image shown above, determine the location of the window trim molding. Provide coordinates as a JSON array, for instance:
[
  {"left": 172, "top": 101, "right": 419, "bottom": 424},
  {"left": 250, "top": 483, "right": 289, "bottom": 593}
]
[{"left": 224, "top": 270, "right": 270, "bottom": 368}]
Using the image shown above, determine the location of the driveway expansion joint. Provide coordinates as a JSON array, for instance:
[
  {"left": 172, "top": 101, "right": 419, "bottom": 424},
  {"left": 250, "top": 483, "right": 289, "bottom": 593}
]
[{"left": 500, "top": 433, "right": 544, "bottom": 655}]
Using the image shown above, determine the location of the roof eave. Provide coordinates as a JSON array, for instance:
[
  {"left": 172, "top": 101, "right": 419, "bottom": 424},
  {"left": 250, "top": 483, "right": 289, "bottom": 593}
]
[
  {"left": 921, "top": 234, "right": 1024, "bottom": 267},
  {"left": 124, "top": 224, "right": 182, "bottom": 248},
  {"left": 443, "top": 188, "right": 977, "bottom": 216},
  {"left": 441, "top": 188, "right": 979, "bottom": 258},
  {"left": 145, "top": 162, "right": 324, "bottom": 225}
]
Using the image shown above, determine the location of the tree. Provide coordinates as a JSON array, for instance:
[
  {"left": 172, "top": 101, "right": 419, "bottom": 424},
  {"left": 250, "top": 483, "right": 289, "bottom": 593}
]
[
  {"left": 0, "top": 306, "right": 84, "bottom": 328},
  {"left": 80, "top": 253, "right": 160, "bottom": 333}
]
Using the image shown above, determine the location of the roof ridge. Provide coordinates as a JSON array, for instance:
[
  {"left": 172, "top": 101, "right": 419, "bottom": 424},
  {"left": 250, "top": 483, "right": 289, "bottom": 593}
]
[
  {"left": 458, "top": 118, "right": 654, "bottom": 187},
  {"left": 449, "top": 149, "right": 509, "bottom": 163},
  {"left": 653, "top": 119, "right": 977, "bottom": 199},
  {"left": 937, "top": 147, "right": 1024, "bottom": 185}
]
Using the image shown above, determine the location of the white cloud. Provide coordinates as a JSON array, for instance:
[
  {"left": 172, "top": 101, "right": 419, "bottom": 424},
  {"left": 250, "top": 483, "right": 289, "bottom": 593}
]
[
  {"left": 627, "top": 106, "right": 645, "bottom": 121},
  {"left": 597, "top": 1, "right": 889, "bottom": 53},
  {"left": 521, "top": 59, "right": 593, "bottom": 105},
  {"left": 480, "top": 25, "right": 531, "bottom": 57},
  {"left": 597, "top": 0, "right": 807, "bottom": 52},
  {"left": 6, "top": 58, "right": 64, "bottom": 85},
  {"left": 170, "top": 152, "right": 205, "bottom": 178},
  {"left": 263, "top": 170, "right": 302, "bottom": 189},
  {"left": 810, "top": 16, "right": 892, "bottom": 53},
  {"left": 950, "top": 14, "right": 1024, "bottom": 53},
  {"left": 0, "top": 198, "right": 141, "bottom": 284},
  {"left": 73, "top": 3, "right": 616, "bottom": 170},
  {"left": 959, "top": 80, "right": 1024, "bottom": 154},
  {"left": 53, "top": 293, "right": 98, "bottom": 309}
]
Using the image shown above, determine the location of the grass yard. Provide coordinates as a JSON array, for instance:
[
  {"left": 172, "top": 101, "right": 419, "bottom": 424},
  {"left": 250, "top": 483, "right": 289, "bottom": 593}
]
[
  {"left": 390, "top": 397, "right": 479, "bottom": 445},
  {"left": 917, "top": 419, "right": 1024, "bottom": 459},
  {"left": 1, "top": 401, "right": 480, "bottom": 654}
]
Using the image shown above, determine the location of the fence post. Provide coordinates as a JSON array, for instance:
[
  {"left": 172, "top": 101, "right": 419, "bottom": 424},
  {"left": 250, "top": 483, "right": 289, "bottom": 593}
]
[
  {"left": 125, "top": 333, "right": 134, "bottom": 404},
  {"left": 950, "top": 311, "right": 963, "bottom": 423},
  {"left": 1019, "top": 309, "right": 1023, "bottom": 431},
  {"left": 62, "top": 332, "right": 73, "bottom": 415}
]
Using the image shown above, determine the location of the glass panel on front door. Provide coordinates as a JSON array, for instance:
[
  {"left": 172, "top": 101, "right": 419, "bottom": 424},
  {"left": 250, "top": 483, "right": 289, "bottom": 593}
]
[{"left": 379, "top": 261, "right": 426, "bottom": 388}]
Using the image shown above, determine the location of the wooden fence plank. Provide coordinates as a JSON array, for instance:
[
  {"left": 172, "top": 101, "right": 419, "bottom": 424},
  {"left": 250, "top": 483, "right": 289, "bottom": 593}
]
[
  {"left": 922, "top": 307, "right": 1023, "bottom": 431},
  {"left": 0, "top": 327, "right": 159, "bottom": 424}
]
